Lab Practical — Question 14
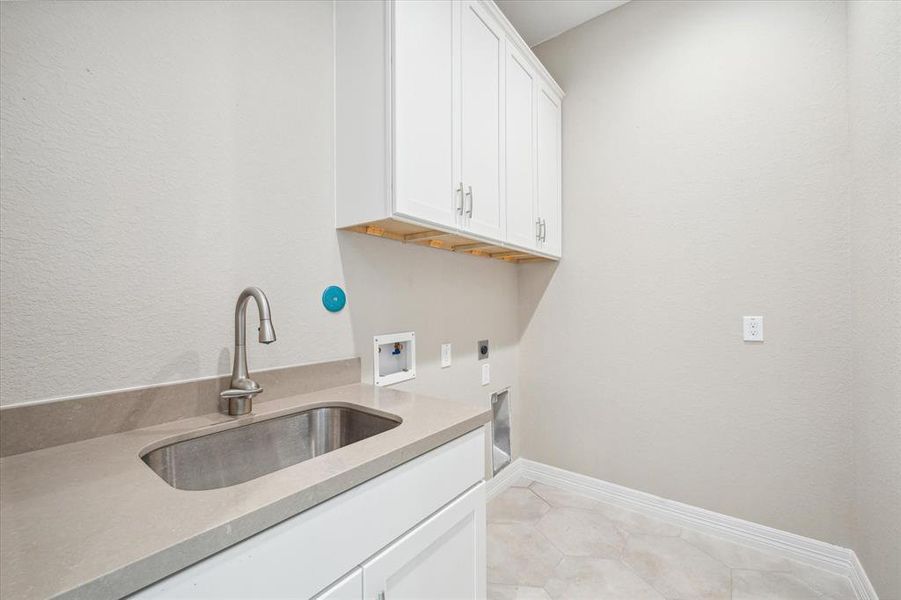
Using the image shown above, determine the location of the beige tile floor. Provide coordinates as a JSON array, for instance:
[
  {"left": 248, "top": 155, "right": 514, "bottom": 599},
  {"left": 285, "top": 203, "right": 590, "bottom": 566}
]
[{"left": 487, "top": 478, "right": 856, "bottom": 600}]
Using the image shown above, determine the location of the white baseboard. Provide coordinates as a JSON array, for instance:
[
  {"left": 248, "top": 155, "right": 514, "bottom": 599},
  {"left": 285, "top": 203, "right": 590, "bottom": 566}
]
[
  {"left": 486, "top": 457, "right": 527, "bottom": 501},
  {"left": 488, "top": 458, "right": 877, "bottom": 600},
  {"left": 849, "top": 552, "right": 879, "bottom": 600}
]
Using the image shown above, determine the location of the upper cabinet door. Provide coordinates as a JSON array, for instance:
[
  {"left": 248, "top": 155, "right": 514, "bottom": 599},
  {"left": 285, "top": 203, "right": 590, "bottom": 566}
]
[
  {"left": 504, "top": 43, "right": 537, "bottom": 250},
  {"left": 537, "top": 85, "right": 562, "bottom": 257},
  {"left": 393, "top": 0, "right": 458, "bottom": 229},
  {"left": 460, "top": 0, "right": 504, "bottom": 240}
]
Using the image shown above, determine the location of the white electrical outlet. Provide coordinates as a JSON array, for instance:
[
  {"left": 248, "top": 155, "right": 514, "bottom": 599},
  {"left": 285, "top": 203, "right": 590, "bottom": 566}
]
[
  {"left": 743, "top": 316, "right": 764, "bottom": 341},
  {"left": 481, "top": 363, "right": 490, "bottom": 386},
  {"left": 441, "top": 343, "right": 452, "bottom": 368}
]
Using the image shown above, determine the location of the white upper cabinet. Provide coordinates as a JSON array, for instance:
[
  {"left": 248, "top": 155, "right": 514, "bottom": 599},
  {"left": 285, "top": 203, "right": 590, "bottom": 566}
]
[
  {"left": 460, "top": 0, "right": 505, "bottom": 240},
  {"left": 536, "top": 85, "right": 562, "bottom": 256},
  {"left": 504, "top": 42, "right": 538, "bottom": 250},
  {"left": 336, "top": 0, "right": 563, "bottom": 263},
  {"left": 393, "top": 0, "right": 458, "bottom": 229}
]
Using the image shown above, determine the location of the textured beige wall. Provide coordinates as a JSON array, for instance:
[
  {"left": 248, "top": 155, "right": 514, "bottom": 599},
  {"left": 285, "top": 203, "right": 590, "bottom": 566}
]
[
  {"left": 848, "top": 2, "right": 901, "bottom": 597},
  {"left": 0, "top": 1, "right": 518, "bottom": 412},
  {"left": 2, "top": 1, "right": 897, "bottom": 589},
  {"left": 522, "top": 0, "right": 855, "bottom": 546}
]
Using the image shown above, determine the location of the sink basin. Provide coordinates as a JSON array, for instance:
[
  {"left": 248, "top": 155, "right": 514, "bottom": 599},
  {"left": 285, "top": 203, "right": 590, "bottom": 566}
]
[{"left": 141, "top": 406, "right": 402, "bottom": 490}]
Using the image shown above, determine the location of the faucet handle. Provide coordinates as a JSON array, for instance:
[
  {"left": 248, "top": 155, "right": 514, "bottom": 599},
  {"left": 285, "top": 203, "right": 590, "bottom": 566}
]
[
  {"left": 220, "top": 387, "right": 261, "bottom": 416},
  {"left": 220, "top": 387, "right": 263, "bottom": 399}
]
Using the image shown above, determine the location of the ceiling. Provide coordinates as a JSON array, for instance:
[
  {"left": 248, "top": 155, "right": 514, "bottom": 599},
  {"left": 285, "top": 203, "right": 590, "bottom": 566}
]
[{"left": 496, "top": 0, "right": 631, "bottom": 47}]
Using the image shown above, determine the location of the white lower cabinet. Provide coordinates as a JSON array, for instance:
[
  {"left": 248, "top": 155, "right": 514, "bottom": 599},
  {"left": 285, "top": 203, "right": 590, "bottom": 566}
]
[
  {"left": 363, "top": 483, "right": 486, "bottom": 600},
  {"left": 132, "top": 429, "right": 486, "bottom": 600},
  {"left": 316, "top": 482, "right": 486, "bottom": 600},
  {"left": 315, "top": 568, "right": 363, "bottom": 600}
]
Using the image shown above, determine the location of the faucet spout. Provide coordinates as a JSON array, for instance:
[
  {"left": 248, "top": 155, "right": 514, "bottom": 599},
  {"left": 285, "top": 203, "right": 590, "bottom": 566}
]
[
  {"left": 222, "top": 287, "right": 276, "bottom": 416},
  {"left": 234, "top": 286, "right": 276, "bottom": 347}
]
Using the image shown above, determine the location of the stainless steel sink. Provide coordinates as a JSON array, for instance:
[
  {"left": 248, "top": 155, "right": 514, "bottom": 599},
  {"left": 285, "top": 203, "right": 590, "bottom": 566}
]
[{"left": 141, "top": 406, "right": 402, "bottom": 491}]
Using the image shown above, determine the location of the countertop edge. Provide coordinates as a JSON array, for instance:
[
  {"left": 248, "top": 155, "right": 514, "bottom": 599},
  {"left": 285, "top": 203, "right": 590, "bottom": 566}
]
[{"left": 56, "top": 412, "right": 490, "bottom": 600}]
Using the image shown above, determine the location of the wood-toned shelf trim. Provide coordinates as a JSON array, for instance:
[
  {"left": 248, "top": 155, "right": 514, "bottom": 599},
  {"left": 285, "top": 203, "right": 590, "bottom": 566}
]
[
  {"left": 403, "top": 230, "right": 453, "bottom": 243},
  {"left": 452, "top": 242, "right": 497, "bottom": 252},
  {"left": 341, "top": 219, "right": 555, "bottom": 264}
]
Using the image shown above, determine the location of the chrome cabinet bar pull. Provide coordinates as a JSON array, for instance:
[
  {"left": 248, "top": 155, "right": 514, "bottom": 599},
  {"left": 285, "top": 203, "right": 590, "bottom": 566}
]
[
  {"left": 536, "top": 218, "right": 542, "bottom": 241},
  {"left": 465, "top": 185, "right": 473, "bottom": 217},
  {"left": 456, "top": 182, "right": 464, "bottom": 214}
]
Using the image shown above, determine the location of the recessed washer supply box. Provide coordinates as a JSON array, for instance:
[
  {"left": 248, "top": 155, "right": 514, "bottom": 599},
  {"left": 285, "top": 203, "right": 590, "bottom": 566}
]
[{"left": 373, "top": 332, "right": 416, "bottom": 386}]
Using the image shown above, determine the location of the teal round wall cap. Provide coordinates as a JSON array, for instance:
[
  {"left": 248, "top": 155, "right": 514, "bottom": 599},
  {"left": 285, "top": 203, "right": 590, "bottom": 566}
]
[{"left": 322, "top": 285, "right": 346, "bottom": 312}]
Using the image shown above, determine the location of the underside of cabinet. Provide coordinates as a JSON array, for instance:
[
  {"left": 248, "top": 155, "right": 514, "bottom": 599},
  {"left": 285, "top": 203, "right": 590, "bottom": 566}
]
[{"left": 340, "top": 218, "right": 554, "bottom": 264}]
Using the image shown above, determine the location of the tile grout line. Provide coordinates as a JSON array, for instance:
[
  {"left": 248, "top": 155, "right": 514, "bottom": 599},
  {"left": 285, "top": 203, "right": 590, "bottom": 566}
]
[
  {"left": 513, "top": 459, "right": 873, "bottom": 598},
  {"left": 517, "top": 478, "right": 705, "bottom": 599},
  {"left": 489, "top": 465, "right": 863, "bottom": 600},
  {"left": 493, "top": 483, "right": 660, "bottom": 596},
  {"left": 487, "top": 484, "right": 564, "bottom": 591},
  {"left": 491, "top": 482, "right": 705, "bottom": 600},
  {"left": 530, "top": 473, "right": 754, "bottom": 597},
  {"left": 616, "top": 551, "right": 670, "bottom": 600}
]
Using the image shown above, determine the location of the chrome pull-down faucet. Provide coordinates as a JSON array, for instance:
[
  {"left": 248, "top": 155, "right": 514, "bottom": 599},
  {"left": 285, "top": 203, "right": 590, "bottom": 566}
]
[{"left": 221, "top": 286, "right": 276, "bottom": 416}]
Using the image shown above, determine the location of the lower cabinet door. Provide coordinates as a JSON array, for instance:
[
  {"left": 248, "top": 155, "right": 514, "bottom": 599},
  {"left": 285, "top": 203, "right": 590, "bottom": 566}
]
[
  {"left": 315, "top": 568, "right": 363, "bottom": 600},
  {"left": 362, "top": 482, "right": 486, "bottom": 600}
]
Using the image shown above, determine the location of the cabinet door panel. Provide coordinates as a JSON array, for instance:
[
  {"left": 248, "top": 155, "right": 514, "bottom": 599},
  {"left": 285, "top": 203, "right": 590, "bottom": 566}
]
[
  {"left": 394, "top": 0, "right": 457, "bottom": 228},
  {"left": 362, "top": 483, "right": 486, "bottom": 600},
  {"left": 504, "top": 45, "right": 537, "bottom": 250},
  {"left": 537, "top": 87, "right": 562, "bottom": 256},
  {"left": 315, "top": 568, "right": 363, "bottom": 600},
  {"left": 461, "top": 1, "right": 504, "bottom": 239}
]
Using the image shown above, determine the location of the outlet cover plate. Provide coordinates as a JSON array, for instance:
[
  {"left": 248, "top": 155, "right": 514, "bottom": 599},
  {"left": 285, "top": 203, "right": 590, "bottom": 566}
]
[{"left": 743, "top": 316, "right": 764, "bottom": 342}]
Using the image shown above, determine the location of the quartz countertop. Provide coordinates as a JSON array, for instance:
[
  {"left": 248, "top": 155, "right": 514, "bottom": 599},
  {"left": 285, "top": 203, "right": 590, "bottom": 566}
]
[{"left": 0, "top": 384, "right": 490, "bottom": 600}]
